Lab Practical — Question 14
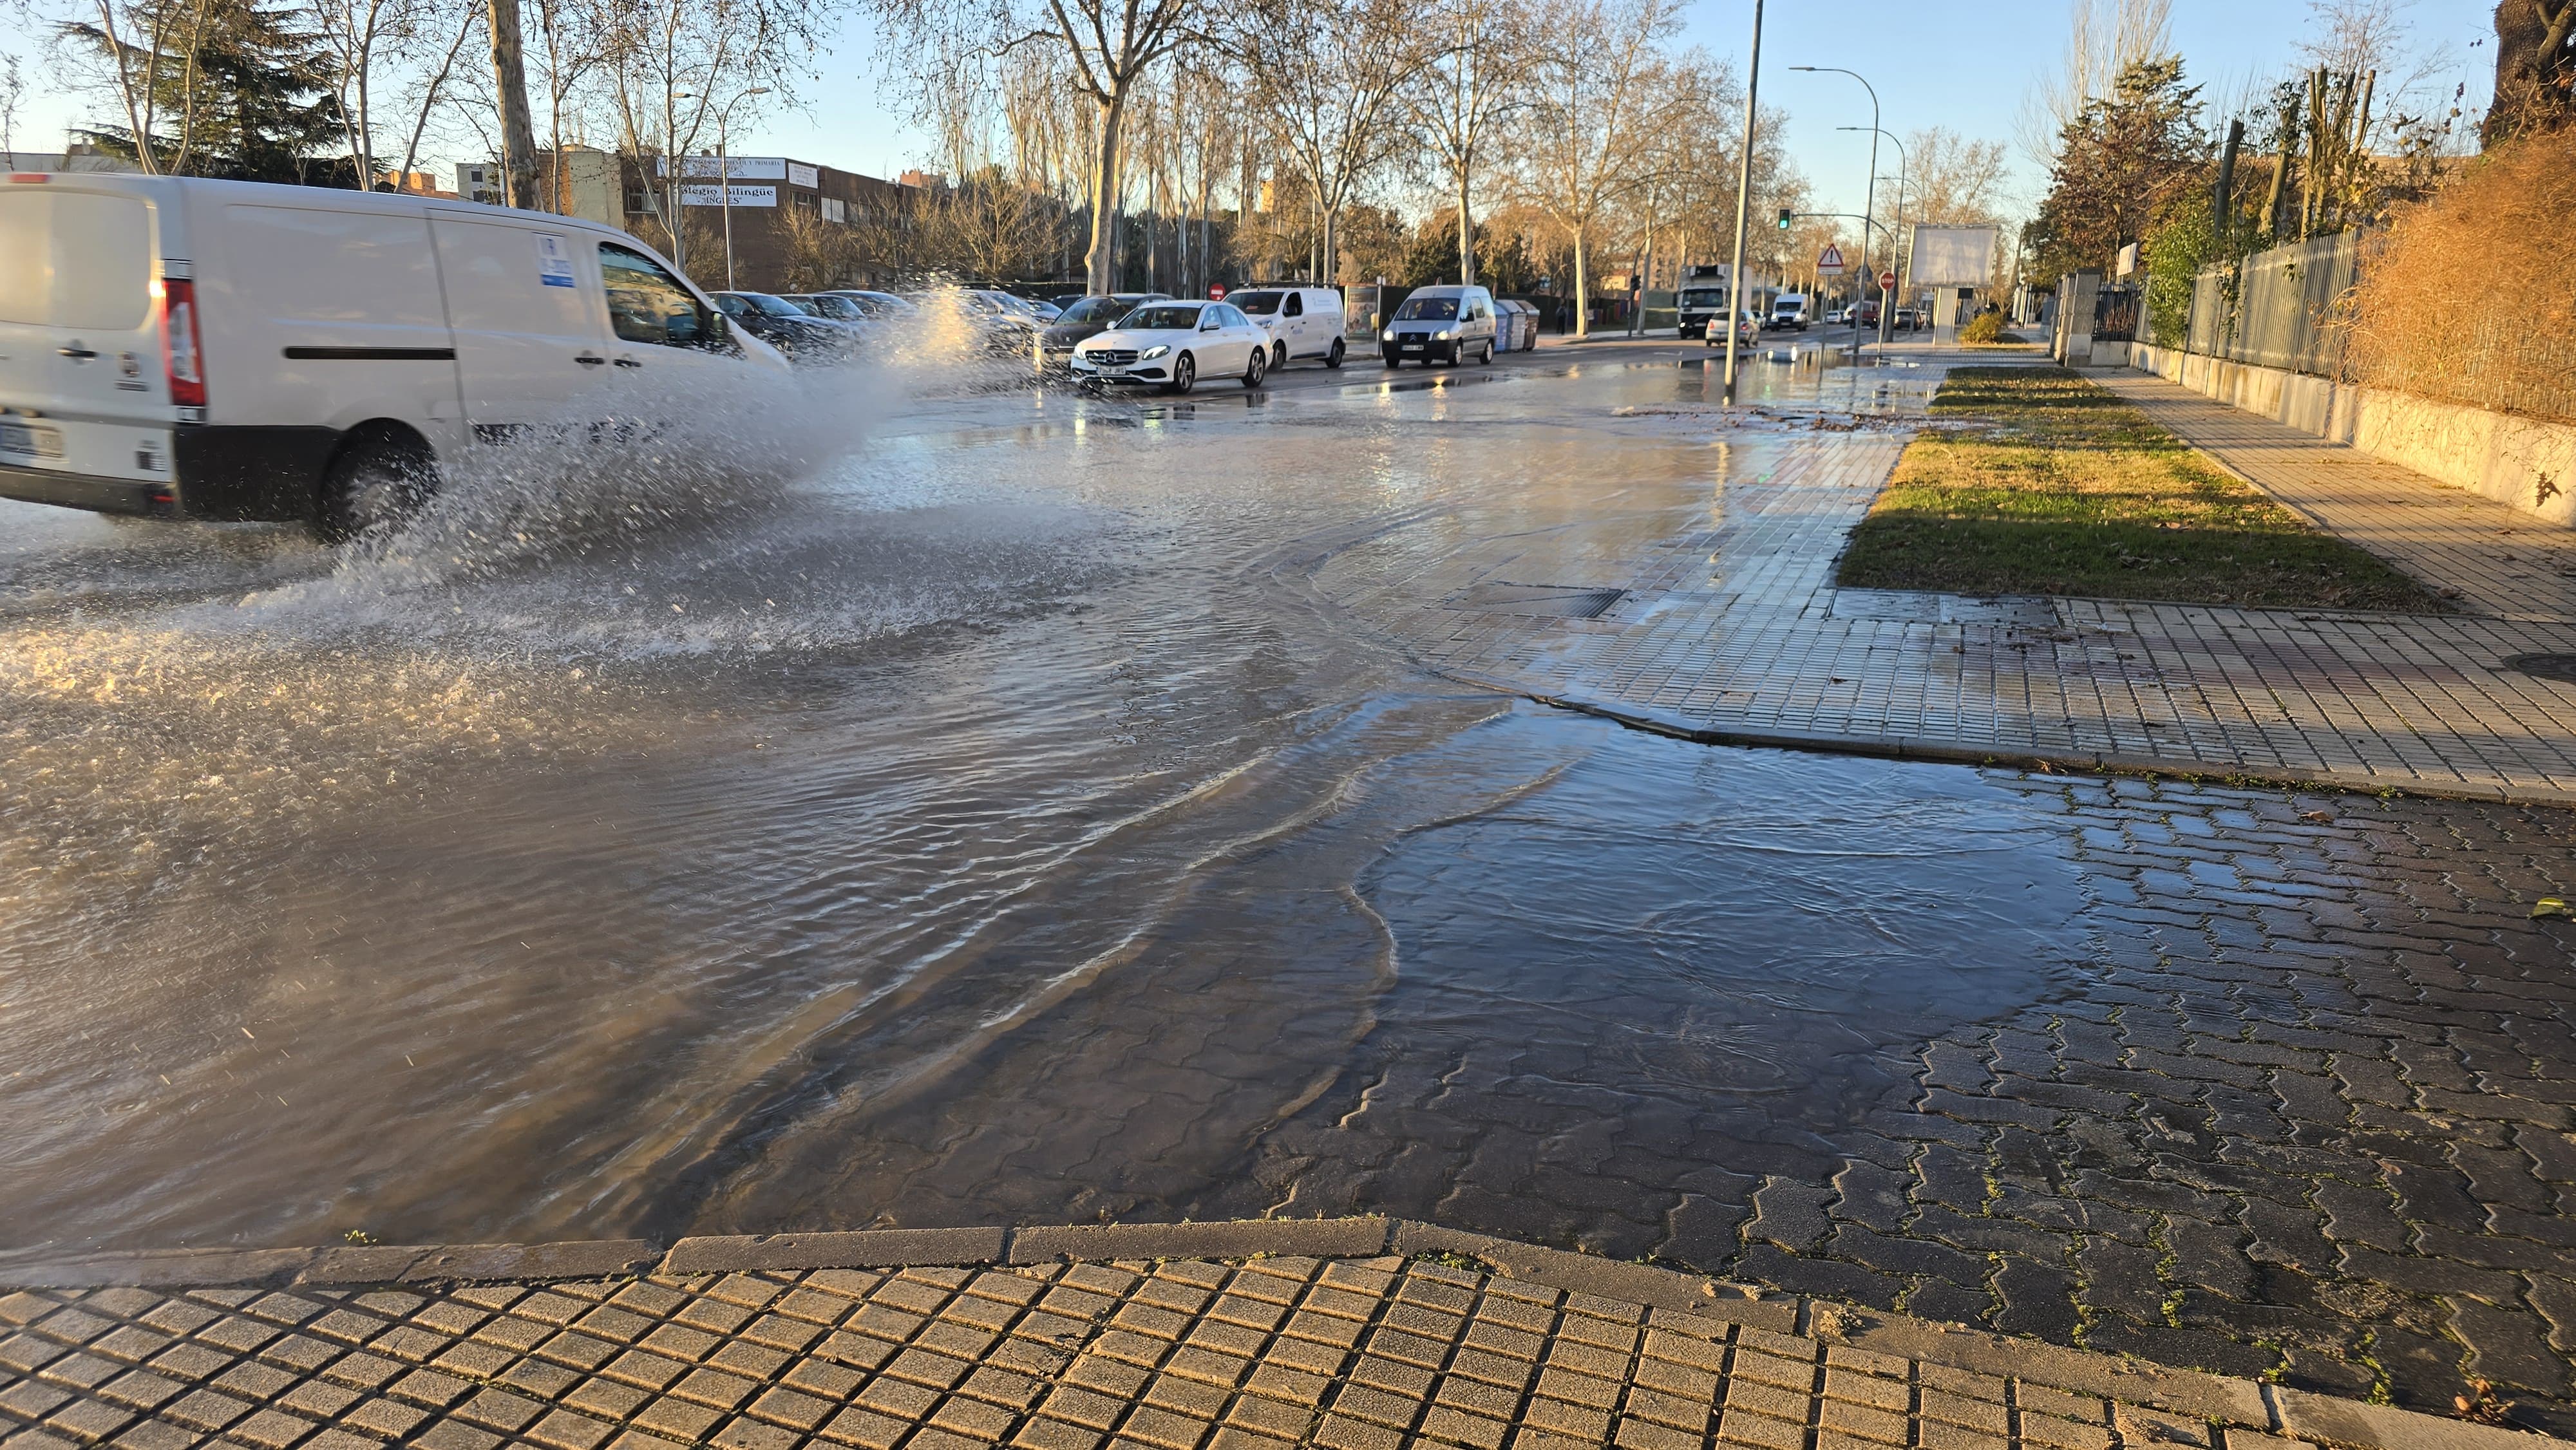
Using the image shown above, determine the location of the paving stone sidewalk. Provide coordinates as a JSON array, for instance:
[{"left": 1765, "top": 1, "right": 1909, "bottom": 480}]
[
  {"left": 2092, "top": 373, "right": 2576, "bottom": 626},
  {"left": 0, "top": 1223, "right": 2549, "bottom": 1450},
  {"left": 1303, "top": 368, "right": 2576, "bottom": 802}
]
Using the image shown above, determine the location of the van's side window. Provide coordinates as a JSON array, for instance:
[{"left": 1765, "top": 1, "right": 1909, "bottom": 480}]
[
  {"left": 600, "top": 244, "right": 717, "bottom": 350},
  {"left": 1283, "top": 294, "right": 1303, "bottom": 317}
]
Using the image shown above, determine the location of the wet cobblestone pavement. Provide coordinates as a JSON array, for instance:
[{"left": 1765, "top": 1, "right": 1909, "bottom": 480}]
[
  {"left": 1255, "top": 764, "right": 2576, "bottom": 1432},
  {"left": 14, "top": 354, "right": 2576, "bottom": 1442},
  {"left": 0, "top": 1225, "right": 2537, "bottom": 1449}
]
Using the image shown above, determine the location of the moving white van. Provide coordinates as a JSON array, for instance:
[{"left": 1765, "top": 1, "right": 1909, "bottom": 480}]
[{"left": 0, "top": 173, "right": 784, "bottom": 538}]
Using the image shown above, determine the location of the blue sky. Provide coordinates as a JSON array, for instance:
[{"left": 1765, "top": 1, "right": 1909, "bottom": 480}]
[{"left": 10, "top": 0, "right": 2501, "bottom": 215}]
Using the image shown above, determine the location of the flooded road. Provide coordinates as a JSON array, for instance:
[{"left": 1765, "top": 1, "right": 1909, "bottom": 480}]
[{"left": 0, "top": 349, "right": 2082, "bottom": 1266}]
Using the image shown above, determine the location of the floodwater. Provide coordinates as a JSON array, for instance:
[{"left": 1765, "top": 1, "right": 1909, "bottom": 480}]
[{"left": 0, "top": 346, "right": 2085, "bottom": 1268}]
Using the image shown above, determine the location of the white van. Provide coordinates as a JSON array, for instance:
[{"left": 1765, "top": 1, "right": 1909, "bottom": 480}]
[
  {"left": 1225, "top": 285, "right": 1347, "bottom": 370},
  {"left": 1379, "top": 285, "right": 1497, "bottom": 366},
  {"left": 0, "top": 173, "right": 784, "bottom": 537},
  {"left": 1768, "top": 293, "right": 1810, "bottom": 330}
]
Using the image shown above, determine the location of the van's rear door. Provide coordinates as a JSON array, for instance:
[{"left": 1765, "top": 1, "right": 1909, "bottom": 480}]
[{"left": 0, "top": 182, "right": 179, "bottom": 498}]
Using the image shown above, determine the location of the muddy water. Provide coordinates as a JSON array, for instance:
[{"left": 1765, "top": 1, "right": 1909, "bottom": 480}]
[{"left": 0, "top": 352, "right": 2078, "bottom": 1265}]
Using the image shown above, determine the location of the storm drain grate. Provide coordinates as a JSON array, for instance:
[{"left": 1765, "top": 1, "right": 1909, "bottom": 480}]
[
  {"left": 1451, "top": 583, "right": 1629, "bottom": 619},
  {"left": 2506, "top": 654, "right": 2576, "bottom": 684}
]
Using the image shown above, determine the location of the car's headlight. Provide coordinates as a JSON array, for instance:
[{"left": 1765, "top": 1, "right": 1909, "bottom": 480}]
[
  {"left": 1140, "top": 344, "right": 1170, "bottom": 360},
  {"left": 1381, "top": 330, "right": 1394, "bottom": 341}
]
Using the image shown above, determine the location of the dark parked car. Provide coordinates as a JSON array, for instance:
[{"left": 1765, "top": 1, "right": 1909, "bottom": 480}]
[
  {"left": 1033, "top": 293, "right": 1175, "bottom": 372},
  {"left": 713, "top": 291, "right": 849, "bottom": 362}
]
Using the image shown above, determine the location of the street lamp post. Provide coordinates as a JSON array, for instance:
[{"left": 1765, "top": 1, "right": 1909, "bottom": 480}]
[
  {"left": 1719, "top": 0, "right": 1765, "bottom": 404},
  {"left": 1789, "top": 66, "right": 1880, "bottom": 353},
  {"left": 1838, "top": 126, "right": 1906, "bottom": 335},
  {"left": 679, "top": 86, "right": 772, "bottom": 290}
]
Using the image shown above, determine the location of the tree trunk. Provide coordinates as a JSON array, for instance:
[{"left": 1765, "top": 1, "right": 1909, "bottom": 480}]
[
  {"left": 1572, "top": 229, "right": 1589, "bottom": 339},
  {"left": 486, "top": 0, "right": 539, "bottom": 207},
  {"left": 1083, "top": 89, "right": 1126, "bottom": 293},
  {"left": 1455, "top": 171, "right": 1473, "bottom": 286}
]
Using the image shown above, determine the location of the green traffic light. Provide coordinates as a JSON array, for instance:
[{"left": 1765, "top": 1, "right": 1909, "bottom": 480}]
[{"left": 1776, "top": 209, "right": 1792, "bottom": 230}]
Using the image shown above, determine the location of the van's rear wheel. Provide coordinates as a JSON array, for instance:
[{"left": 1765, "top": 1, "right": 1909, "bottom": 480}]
[
  {"left": 318, "top": 429, "right": 437, "bottom": 541},
  {"left": 1325, "top": 338, "right": 1345, "bottom": 369}
]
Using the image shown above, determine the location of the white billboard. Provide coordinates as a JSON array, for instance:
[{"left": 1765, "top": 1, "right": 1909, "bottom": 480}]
[
  {"left": 659, "top": 155, "right": 788, "bottom": 180},
  {"left": 679, "top": 184, "right": 775, "bottom": 207},
  {"left": 1909, "top": 225, "right": 1998, "bottom": 287},
  {"left": 788, "top": 162, "right": 819, "bottom": 189}
]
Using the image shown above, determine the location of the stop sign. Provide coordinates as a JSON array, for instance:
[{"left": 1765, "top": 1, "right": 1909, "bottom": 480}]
[{"left": 1879, "top": 270, "right": 1897, "bottom": 290}]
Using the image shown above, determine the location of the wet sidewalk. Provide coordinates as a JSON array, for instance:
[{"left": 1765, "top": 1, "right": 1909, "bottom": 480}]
[
  {"left": 1308, "top": 369, "right": 2576, "bottom": 804},
  {"left": 0, "top": 1221, "right": 2541, "bottom": 1450}
]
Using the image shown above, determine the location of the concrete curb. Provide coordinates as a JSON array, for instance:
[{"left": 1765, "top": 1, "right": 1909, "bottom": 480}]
[
  {"left": 1518, "top": 686, "right": 2576, "bottom": 811},
  {"left": 5, "top": 1219, "right": 2553, "bottom": 1447}
]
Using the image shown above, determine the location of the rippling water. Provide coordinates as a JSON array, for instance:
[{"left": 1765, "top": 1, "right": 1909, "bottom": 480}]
[{"left": 0, "top": 349, "right": 2073, "bottom": 1266}]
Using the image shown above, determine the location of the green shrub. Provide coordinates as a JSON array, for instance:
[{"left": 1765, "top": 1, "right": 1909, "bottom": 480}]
[{"left": 1960, "top": 311, "right": 2005, "bottom": 343}]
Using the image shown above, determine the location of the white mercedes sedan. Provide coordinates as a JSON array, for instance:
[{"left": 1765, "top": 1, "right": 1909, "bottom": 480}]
[{"left": 1069, "top": 300, "right": 1271, "bottom": 393}]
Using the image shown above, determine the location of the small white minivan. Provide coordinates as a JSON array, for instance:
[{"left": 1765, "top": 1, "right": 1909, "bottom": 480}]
[
  {"left": 1226, "top": 285, "right": 1347, "bottom": 370},
  {"left": 0, "top": 173, "right": 784, "bottom": 537},
  {"left": 1380, "top": 285, "right": 1497, "bottom": 367}
]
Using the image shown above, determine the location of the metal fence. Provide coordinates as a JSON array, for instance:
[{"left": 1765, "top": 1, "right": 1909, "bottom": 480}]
[
  {"left": 2183, "top": 232, "right": 2356, "bottom": 377},
  {"left": 2093, "top": 285, "right": 2139, "bottom": 343},
  {"left": 2181, "top": 232, "right": 2576, "bottom": 421}
]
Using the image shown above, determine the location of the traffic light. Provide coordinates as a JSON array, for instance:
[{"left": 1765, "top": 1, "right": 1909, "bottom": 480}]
[{"left": 1777, "top": 208, "right": 1792, "bottom": 230}]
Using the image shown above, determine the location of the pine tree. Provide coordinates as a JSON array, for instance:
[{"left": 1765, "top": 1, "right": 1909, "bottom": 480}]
[
  {"left": 70, "top": 0, "right": 354, "bottom": 184},
  {"left": 2025, "top": 57, "right": 2210, "bottom": 281}
]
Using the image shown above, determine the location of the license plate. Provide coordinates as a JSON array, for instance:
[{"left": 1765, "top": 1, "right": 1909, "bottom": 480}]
[
  {"left": 0, "top": 422, "right": 63, "bottom": 458},
  {"left": 1401, "top": 344, "right": 1424, "bottom": 352}
]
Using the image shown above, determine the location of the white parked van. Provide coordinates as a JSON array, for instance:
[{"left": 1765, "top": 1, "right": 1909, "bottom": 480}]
[
  {"left": 1225, "top": 285, "right": 1346, "bottom": 370},
  {"left": 0, "top": 173, "right": 784, "bottom": 537},
  {"left": 1379, "top": 285, "right": 1497, "bottom": 366}
]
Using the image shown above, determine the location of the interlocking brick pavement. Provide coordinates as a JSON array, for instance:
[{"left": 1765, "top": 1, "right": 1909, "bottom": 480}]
[
  {"left": 1304, "top": 374, "right": 2576, "bottom": 800},
  {"left": 2093, "top": 373, "right": 2576, "bottom": 625},
  {"left": 0, "top": 1230, "right": 2541, "bottom": 1450}
]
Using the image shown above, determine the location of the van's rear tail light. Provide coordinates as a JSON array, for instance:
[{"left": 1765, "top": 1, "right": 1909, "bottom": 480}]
[{"left": 159, "top": 278, "right": 205, "bottom": 408}]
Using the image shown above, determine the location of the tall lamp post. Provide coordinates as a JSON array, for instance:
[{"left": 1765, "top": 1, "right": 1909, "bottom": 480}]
[
  {"left": 1788, "top": 66, "right": 1881, "bottom": 352},
  {"left": 1838, "top": 126, "right": 1906, "bottom": 334},
  {"left": 679, "top": 86, "right": 772, "bottom": 290},
  {"left": 1718, "top": 0, "right": 1764, "bottom": 405}
]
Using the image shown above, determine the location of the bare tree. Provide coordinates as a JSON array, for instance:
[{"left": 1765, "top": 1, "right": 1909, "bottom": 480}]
[
  {"left": 865, "top": 0, "right": 1199, "bottom": 293},
  {"left": 316, "top": 0, "right": 440, "bottom": 185},
  {"left": 1895, "top": 127, "right": 2007, "bottom": 226},
  {"left": 1516, "top": 0, "right": 1676, "bottom": 335},
  {"left": 63, "top": 0, "right": 221, "bottom": 173},
  {"left": 600, "top": 0, "right": 821, "bottom": 272},
  {"left": 1226, "top": 0, "right": 1428, "bottom": 287},
  {"left": 392, "top": 0, "right": 482, "bottom": 184},
  {"left": 0, "top": 53, "right": 23, "bottom": 156},
  {"left": 1399, "top": 0, "right": 1524, "bottom": 285},
  {"left": 2014, "top": 0, "right": 2173, "bottom": 166}
]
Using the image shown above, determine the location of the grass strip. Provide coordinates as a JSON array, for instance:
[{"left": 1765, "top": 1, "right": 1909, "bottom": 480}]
[{"left": 1835, "top": 366, "right": 2446, "bottom": 611}]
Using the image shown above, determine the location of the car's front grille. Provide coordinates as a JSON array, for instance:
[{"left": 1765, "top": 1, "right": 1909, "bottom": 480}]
[{"left": 1087, "top": 349, "right": 1139, "bottom": 366}]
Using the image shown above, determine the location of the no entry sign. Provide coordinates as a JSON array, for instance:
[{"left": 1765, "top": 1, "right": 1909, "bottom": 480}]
[{"left": 1879, "top": 270, "right": 1897, "bottom": 290}]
